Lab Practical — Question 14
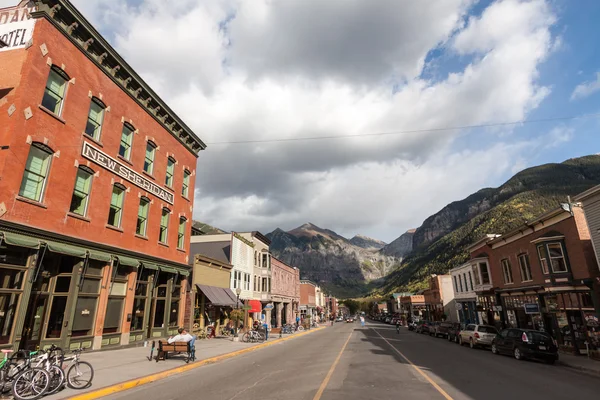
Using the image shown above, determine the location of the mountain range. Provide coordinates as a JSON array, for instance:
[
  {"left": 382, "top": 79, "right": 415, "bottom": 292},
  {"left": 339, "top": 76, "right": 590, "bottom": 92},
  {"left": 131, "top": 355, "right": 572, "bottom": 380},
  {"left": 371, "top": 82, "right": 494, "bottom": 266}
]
[{"left": 194, "top": 155, "right": 600, "bottom": 298}]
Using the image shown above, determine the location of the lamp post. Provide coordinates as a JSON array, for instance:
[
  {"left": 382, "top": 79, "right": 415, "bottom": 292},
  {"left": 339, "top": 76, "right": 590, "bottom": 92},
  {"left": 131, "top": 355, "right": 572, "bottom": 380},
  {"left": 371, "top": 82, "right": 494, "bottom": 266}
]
[{"left": 235, "top": 287, "right": 242, "bottom": 337}]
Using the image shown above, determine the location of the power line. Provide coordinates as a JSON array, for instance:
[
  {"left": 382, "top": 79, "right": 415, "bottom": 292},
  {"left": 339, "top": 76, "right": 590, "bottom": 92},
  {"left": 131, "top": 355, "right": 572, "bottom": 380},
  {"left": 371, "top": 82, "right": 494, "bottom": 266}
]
[{"left": 204, "top": 112, "right": 600, "bottom": 145}]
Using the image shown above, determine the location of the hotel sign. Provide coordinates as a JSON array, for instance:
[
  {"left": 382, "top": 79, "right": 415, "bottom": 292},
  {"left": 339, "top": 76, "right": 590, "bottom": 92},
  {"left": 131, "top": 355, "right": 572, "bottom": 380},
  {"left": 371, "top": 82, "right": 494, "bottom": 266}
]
[
  {"left": 82, "top": 141, "right": 174, "bottom": 204},
  {"left": 0, "top": 3, "right": 36, "bottom": 52}
]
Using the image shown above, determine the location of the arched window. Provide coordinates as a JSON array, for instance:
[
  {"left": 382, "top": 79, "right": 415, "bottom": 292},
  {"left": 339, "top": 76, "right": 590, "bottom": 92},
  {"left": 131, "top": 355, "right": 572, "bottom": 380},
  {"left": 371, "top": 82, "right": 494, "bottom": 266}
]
[
  {"left": 165, "top": 156, "right": 176, "bottom": 187},
  {"left": 42, "top": 65, "right": 70, "bottom": 116},
  {"left": 144, "top": 140, "right": 156, "bottom": 175},
  {"left": 19, "top": 142, "right": 54, "bottom": 202},
  {"left": 159, "top": 207, "right": 170, "bottom": 244},
  {"left": 182, "top": 169, "right": 190, "bottom": 198},
  {"left": 69, "top": 166, "right": 94, "bottom": 216},
  {"left": 119, "top": 122, "right": 135, "bottom": 160},
  {"left": 84, "top": 97, "right": 106, "bottom": 140}
]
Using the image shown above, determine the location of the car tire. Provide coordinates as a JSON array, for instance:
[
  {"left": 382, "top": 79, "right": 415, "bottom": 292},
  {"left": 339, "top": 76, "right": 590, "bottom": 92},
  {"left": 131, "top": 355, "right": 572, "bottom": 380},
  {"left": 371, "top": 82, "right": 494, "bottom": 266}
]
[
  {"left": 448, "top": 334, "right": 452, "bottom": 342},
  {"left": 459, "top": 336, "right": 463, "bottom": 346},
  {"left": 514, "top": 348, "right": 523, "bottom": 360},
  {"left": 491, "top": 343, "right": 499, "bottom": 354},
  {"left": 469, "top": 339, "right": 475, "bottom": 349}
]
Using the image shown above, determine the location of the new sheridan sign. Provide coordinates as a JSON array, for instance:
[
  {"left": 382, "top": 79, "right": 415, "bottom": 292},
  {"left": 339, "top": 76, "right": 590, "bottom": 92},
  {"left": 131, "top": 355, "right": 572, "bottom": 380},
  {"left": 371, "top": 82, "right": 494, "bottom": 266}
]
[{"left": 82, "top": 142, "right": 174, "bottom": 204}]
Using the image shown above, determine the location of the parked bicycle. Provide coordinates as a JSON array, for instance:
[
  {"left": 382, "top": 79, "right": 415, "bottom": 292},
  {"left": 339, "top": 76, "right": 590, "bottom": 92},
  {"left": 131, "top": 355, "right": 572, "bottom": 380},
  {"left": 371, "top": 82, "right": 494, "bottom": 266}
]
[
  {"left": 0, "top": 349, "right": 50, "bottom": 400},
  {"left": 241, "top": 329, "right": 265, "bottom": 343},
  {"left": 282, "top": 324, "right": 295, "bottom": 334},
  {"left": 61, "top": 348, "right": 94, "bottom": 389}
]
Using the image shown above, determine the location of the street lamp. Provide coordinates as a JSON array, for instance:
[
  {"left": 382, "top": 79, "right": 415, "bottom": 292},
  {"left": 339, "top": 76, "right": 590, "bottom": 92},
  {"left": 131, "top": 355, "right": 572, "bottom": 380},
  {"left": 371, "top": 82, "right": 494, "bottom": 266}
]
[{"left": 235, "top": 287, "right": 242, "bottom": 337}]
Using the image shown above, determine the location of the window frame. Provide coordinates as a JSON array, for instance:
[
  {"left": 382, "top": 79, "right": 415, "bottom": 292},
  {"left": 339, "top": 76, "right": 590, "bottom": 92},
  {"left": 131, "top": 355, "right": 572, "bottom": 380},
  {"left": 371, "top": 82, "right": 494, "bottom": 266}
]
[
  {"left": 136, "top": 196, "right": 150, "bottom": 236},
  {"left": 19, "top": 143, "right": 54, "bottom": 202},
  {"left": 518, "top": 253, "right": 533, "bottom": 282},
  {"left": 159, "top": 208, "right": 170, "bottom": 244},
  {"left": 143, "top": 141, "right": 156, "bottom": 175},
  {"left": 537, "top": 245, "right": 550, "bottom": 274},
  {"left": 479, "top": 262, "right": 491, "bottom": 285},
  {"left": 41, "top": 65, "right": 69, "bottom": 116},
  {"left": 165, "top": 157, "right": 175, "bottom": 188},
  {"left": 118, "top": 123, "right": 135, "bottom": 161},
  {"left": 69, "top": 166, "right": 94, "bottom": 217},
  {"left": 107, "top": 183, "right": 126, "bottom": 228},
  {"left": 501, "top": 259, "right": 514, "bottom": 284},
  {"left": 547, "top": 242, "right": 568, "bottom": 273},
  {"left": 182, "top": 169, "right": 190, "bottom": 198},
  {"left": 177, "top": 217, "right": 186, "bottom": 249},
  {"left": 84, "top": 97, "right": 106, "bottom": 141}
]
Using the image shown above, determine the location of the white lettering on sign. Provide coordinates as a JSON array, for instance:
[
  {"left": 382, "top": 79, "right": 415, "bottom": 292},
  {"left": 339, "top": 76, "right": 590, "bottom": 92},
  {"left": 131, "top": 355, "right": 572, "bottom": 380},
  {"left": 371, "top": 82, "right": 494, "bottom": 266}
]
[
  {"left": 82, "top": 141, "right": 175, "bottom": 204},
  {"left": 0, "top": 3, "right": 36, "bottom": 52}
]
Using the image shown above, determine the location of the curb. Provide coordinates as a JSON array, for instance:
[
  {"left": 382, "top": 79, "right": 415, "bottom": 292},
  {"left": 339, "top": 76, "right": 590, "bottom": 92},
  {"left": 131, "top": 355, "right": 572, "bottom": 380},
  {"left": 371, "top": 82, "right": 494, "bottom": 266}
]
[
  {"left": 66, "top": 326, "right": 326, "bottom": 400},
  {"left": 558, "top": 360, "right": 600, "bottom": 379}
]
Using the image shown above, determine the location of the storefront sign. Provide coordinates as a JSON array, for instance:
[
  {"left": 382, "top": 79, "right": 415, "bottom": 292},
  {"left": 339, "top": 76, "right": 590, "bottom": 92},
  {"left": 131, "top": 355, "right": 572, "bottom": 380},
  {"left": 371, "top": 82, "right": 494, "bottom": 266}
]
[
  {"left": 82, "top": 142, "right": 174, "bottom": 204},
  {"left": 0, "top": 3, "right": 36, "bottom": 52},
  {"left": 455, "top": 303, "right": 463, "bottom": 311},
  {"left": 523, "top": 303, "right": 540, "bottom": 314}
]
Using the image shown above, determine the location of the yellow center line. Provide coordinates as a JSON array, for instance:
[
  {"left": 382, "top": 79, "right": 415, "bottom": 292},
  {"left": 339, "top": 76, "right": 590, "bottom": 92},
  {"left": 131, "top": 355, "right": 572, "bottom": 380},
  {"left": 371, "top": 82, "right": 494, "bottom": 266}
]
[
  {"left": 372, "top": 328, "right": 454, "bottom": 400},
  {"left": 312, "top": 330, "right": 353, "bottom": 400}
]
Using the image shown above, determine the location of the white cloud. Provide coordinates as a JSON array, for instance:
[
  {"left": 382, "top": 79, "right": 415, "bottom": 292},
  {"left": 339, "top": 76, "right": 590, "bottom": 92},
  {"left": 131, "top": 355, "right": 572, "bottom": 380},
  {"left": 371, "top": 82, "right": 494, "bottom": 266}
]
[
  {"left": 571, "top": 72, "right": 600, "bottom": 101},
  {"left": 69, "top": 0, "right": 559, "bottom": 242},
  {"left": 544, "top": 126, "right": 574, "bottom": 148}
]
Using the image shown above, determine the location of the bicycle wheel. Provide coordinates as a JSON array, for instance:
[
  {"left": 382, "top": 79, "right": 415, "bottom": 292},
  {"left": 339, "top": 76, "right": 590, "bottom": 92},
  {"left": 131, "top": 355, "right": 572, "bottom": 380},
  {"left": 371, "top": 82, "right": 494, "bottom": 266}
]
[
  {"left": 297, "top": 326, "right": 304, "bottom": 331},
  {"left": 258, "top": 333, "right": 265, "bottom": 343},
  {"left": 66, "top": 361, "right": 94, "bottom": 389},
  {"left": 11, "top": 367, "right": 50, "bottom": 400},
  {"left": 46, "top": 364, "right": 65, "bottom": 395},
  {"left": 241, "top": 332, "right": 250, "bottom": 343}
]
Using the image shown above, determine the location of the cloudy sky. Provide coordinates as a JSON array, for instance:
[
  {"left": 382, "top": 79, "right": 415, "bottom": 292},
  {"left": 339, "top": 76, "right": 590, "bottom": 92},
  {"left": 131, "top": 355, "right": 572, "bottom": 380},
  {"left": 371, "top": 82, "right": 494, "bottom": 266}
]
[{"left": 5, "top": 0, "right": 600, "bottom": 242}]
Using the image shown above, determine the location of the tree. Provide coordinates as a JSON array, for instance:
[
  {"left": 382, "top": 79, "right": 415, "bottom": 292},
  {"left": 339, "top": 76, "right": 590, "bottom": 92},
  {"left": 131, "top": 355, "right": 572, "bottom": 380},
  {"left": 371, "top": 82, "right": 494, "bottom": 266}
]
[{"left": 342, "top": 299, "right": 360, "bottom": 315}]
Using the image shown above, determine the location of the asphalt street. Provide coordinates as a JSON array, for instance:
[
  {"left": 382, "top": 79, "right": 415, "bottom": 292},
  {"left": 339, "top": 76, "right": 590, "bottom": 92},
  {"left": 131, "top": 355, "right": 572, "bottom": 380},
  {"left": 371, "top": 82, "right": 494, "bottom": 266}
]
[{"left": 103, "top": 321, "right": 600, "bottom": 400}]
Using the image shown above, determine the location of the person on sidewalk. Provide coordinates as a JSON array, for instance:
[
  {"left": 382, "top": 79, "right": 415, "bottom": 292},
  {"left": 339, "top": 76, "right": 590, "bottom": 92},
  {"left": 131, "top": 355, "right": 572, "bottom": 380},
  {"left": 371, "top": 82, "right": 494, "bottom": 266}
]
[
  {"left": 330, "top": 314, "right": 334, "bottom": 326},
  {"left": 360, "top": 315, "right": 365, "bottom": 327},
  {"left": 168, "top": 328, "right": 197, "bottom": 357}
]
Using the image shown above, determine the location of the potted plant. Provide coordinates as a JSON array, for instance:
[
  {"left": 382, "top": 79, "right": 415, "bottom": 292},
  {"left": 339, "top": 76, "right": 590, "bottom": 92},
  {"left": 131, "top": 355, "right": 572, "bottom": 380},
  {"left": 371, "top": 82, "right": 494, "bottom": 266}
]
[{"left": 230, "top": 309, "right": 244, "bottom": 341}]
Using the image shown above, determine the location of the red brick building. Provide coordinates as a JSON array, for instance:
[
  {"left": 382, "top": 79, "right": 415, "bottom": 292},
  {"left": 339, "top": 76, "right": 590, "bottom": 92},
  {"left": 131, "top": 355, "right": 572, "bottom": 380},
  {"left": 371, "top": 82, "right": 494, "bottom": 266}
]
[
  {"left": 469, "top": 204, "right": 600, "bottom": 354},
  {"left": 270, "top": 257, "right": 300, "bottom": 326},
  {"left": 299, "top": 280, "right": 317, "bottom": 318},
  {"left": 0, "top": 0, "right": 205, "bottom": 351}
]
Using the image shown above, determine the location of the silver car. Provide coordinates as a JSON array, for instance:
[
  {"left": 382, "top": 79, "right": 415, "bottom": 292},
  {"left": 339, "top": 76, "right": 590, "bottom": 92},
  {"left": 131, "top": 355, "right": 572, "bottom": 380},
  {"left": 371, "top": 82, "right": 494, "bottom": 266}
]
[{"left": 459, "top": 324, "right": 498, "bottom": 349}]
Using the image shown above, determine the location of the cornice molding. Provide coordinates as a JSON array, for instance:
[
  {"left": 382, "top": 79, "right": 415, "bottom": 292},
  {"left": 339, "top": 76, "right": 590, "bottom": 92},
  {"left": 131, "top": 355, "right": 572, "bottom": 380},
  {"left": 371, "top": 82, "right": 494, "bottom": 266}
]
[{"left": 32, "top": 0, "right": 206, "bottom": 157}]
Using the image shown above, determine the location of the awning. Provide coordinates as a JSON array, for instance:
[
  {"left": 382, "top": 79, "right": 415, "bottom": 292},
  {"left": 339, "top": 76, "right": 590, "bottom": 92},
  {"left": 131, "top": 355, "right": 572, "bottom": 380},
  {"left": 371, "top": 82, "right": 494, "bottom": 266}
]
[
  {"left": 196, "top": 284, "right": 237, "bottom": 307},
  {"left": 160, "top": 266, "right": 178, "bottom": 274},
  {"left": 87, "top": 249, "right": 111, "bottom": 262},
  {"left": 177, "top": 269, "right": 190, "bottom": 277},
  {"left": 247, "top": 300, "right": 262, "bottom": 313},
  {"left": 116, "top": 255, "right": 139, "bottom": 268},
  {"left": 142, "top": 262, "right": 159, "bottom": 271},
  {"left": 1, "top": 232, "right": 41, "bottom": 249},
  {"left": 45, "top": 240, "right": 87, "bottom": 258}
]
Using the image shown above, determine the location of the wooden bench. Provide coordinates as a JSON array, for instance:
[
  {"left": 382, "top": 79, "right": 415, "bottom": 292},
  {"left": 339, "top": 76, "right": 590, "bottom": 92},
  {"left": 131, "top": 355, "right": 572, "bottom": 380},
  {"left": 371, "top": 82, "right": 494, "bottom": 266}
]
[
  {"left": 271, "top": 328, "right": 282, "bottom": 335},
  {"left": 155, "top": 341, "right": 195, "bottom": 363}
]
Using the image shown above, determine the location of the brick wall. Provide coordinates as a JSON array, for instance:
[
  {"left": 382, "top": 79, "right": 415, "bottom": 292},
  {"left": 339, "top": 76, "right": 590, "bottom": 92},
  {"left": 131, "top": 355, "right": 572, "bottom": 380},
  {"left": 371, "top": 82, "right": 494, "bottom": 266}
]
[
  {"left": 300, "top": 282, "right": 316, "bottom": 306},
  {"left": 0, "top": 18, "right": 197, "bottom": 265},
  {"left": 271, "top": 257, "right": 298, "bottom": 298}
]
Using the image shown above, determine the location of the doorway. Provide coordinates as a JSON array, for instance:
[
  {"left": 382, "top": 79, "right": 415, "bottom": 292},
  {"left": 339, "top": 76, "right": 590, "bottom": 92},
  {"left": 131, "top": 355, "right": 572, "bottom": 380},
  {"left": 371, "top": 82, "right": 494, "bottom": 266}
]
[{"left": 20, "top": 294, "right": 48, "bottom": 351}]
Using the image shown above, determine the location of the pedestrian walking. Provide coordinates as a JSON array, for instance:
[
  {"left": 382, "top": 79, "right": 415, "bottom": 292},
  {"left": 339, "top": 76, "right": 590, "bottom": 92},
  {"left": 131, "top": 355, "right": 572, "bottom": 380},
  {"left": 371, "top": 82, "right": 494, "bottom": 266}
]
[
  {"left": 330, "top": 314, "right": 334, "bottom": 326},
  {"left": 360, "top": 315, "right": 365, "bottom": 327}
]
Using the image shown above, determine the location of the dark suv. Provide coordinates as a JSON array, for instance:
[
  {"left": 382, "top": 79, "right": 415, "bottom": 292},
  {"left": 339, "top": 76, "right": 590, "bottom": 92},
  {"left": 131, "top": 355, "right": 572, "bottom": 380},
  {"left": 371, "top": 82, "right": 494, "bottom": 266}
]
[
  {"left": 433, "top": 322, "right": 453, "bottom": 338},
  {"left": 447, "top": 322, "right": 463, "bottom": 343},
  {"left": 492, "top": 328, "right": 558, "bottom": 364}
]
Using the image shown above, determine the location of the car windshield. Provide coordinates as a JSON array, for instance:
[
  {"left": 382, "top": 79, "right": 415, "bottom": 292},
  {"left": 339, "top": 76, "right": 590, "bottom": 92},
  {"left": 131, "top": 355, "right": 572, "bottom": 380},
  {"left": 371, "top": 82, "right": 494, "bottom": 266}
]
[{"left": 478, "top": 326, "right": 498, "bottom": 334}]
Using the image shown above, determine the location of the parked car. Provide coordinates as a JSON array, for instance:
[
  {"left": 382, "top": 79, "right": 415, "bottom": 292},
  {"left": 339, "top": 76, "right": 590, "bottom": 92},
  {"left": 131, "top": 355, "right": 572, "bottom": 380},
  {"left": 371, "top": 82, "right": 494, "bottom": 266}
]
[
  {"left": 336, "top": 316, "right": 344, "bottom": 322},
  {"left": 416, "top": 321, "right": 432, "bottom": 334},
  {"left": 492, "top": 328, "right": 559, "bottom": 364},
  {"left": 459, "top": 324, "right": 499, "bottom": 348},
  {"left": 433, "top": 322, "right": 453, "bottom": 338},
  {"left": 346, "top": 316, "right": 355, "bottom": 323},
  {"left": 447, "top": 322, "right": 463, "bottom": 343},
  {"left": 428, "top": 322, "right": 440, "bottom": 336}
]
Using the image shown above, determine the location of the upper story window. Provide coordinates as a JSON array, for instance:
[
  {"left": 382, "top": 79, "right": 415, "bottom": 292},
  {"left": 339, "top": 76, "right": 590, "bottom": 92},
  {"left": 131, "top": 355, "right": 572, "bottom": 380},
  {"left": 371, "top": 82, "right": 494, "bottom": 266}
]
[
  {"left": 144, "top": 141, "right": 156, "bottom": 175},
  {"left": 118, "top": 123, "right": 135, "bottom": 160},
  {"left": 463, "top": 274, "right": 469, "bottom": 291},
  {"left": 19, "top": 143, "right": 53, "bottom": 202},
  {"left": 548, "top": 243, "right": 567, "bottom": 273},
  {"left": 458, "top": 275, "right": 463, "bottom": 292},
  {"left": 177, "top": 217, "right": 186, "bottom": 249},
  {"left": 69, "top": 166, "right": 94, "bottom": 216},
  {"left": 108, "top": 184, "right": 126, "bottom": 228},
  {"left": 453, "top": 275, "right": 458, "bottom": 293},
  {"left": 537, "top": 245, "right": 549, "bottom": 274},
  {"left": 182, "top": 169, "right": 190, "bottom": 198},
  {"left": 501, "top": 259, "right": 514, "bottom": 284},
  {"left": 472, "top": 265, "right": 481, "bottom": 286},
  {"left": 479, "top": 262, "right": 491, "bottom": 285},
  {"left": 165, "top": 157, "right": 175, "bottom": 187},
  {"left": 468, "top": 271, "right": 473, "bottom": 291},
  {"left": 84, "top": 97, "right": 106, "bottom": 140},
  {"left": 41, "top": 66, "right": 69, "bottom": 116},
  {"left": 518, "top": 254, "right": 533, "bottom": 282},
  {"left": 136, "top": 197, "right": 150, "bottom": 236},
  {"left": 159, "top": 208, "right": 170, "bottom": 244}
]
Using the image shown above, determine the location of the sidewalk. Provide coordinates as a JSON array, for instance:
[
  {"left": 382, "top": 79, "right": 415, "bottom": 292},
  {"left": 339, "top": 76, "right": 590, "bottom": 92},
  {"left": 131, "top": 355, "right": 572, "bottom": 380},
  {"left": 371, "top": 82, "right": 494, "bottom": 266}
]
[
  {"left": 47, "top": 328, "right": 324, "bottom": 400},
  {"left": 558, "top": 352, "right": 600, "bottom": 378}
]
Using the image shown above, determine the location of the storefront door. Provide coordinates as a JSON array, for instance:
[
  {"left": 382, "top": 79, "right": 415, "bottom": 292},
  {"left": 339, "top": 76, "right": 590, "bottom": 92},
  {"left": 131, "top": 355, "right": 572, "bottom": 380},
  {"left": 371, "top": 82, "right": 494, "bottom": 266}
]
[{"left": 20, "top": 294, "right": 48, "bottom": 350}]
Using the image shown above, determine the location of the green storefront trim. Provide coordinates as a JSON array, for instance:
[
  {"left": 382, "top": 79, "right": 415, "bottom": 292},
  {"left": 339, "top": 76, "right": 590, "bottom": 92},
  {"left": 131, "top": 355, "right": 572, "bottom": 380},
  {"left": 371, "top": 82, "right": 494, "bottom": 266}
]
[
  {"left": 45, "top": 240, "right": 88, "bottom": 258},
  {"left": 177, "top": 269, "right": 190, "bottom": 277},
  {"left": 1, "top": 231, "right": 41, "bottom": 249},
  {"left": 142, "top": 262, "right": 159, "bottom": 271},
  {"left": 87, "top": 249, "right": 112, "bottom": 262},
  {"left": 117, "top": 255, "right": 139, "bottom": 268},
  {"left": 159, "top": 266, "right": 178, "bottom": 274}
]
